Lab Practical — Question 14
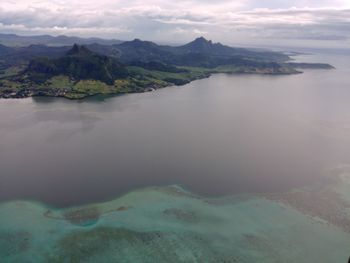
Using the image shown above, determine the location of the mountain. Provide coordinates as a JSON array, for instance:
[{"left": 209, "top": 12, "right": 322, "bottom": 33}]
[
  {"left": 27, "top": 44, "right": 128, "bottom": 84},
  {"left": 85, "top": 43, "right": 121, "bottom": 58},
  {"left": 177, "top": 37, "right": 290, "bottom": 62},
  {"left": 110, "top": 37, "right": 290, "bottom": 67},
  {"left": 0, "top": 33, "right": 123, "bottom": 47},
  {"left": 0, "top": 45, "right": 70, "bottom": 69},
  {"left": 0, "top": 44, "right": 13, "bottom": 55},
  {"left": 0, "top": 36, "right": 290, "bottom": 69},
  {"left": 0, "top": 34, "right": 289, "bottom": 65},
  {"left": 113, "top": 39, "right": 174, "bottom": 63},
  {"left": 178, "top": 37, "right": 234, "bottom": 55}
]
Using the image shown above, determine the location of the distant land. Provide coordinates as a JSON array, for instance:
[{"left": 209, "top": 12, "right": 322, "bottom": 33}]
[
  {"left": 0, "top": 33, "right": 123, "bottom": 47},
  {"left": 0, "top": 34, "right": 334, "bottom": 99}
]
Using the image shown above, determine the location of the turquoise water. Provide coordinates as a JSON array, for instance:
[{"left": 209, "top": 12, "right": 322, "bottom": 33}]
[{"left": 1, "top": 172, "right": 350, "bottom": 262}]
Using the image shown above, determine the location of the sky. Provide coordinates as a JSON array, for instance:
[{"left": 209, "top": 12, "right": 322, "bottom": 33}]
[{"left": 0, "top": 0, "right": 350, "bottom": 48}]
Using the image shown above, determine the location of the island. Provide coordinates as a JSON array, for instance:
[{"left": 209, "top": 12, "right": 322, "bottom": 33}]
[{"left": 0, "top": 37, "right": 334, "bottom": 99}]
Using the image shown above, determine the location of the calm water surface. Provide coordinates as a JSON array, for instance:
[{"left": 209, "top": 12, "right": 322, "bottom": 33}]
[{"left": 0, "top": 49, "right": 349, "bottom": 207}]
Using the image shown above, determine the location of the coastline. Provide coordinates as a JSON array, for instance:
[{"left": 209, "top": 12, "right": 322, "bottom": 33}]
[
  {"left": 0, "top": 60, "right": 335, "bottom": 100},
  {"left": 0, "top": 68, "right": 300, "bottom": 100}
]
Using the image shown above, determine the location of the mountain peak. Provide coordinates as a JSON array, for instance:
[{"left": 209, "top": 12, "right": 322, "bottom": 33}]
[
  {"left": 181, "top": 37, "right": 216, "bottom": 52},
  {"left": 66, "top": 44, "right": 93, "bottom": 56},
  {"left": 185, "top": 37, "right": 214, "bottom": 48},
  {"left": 194, "top": 36, "right": 212, "bottom": 43},
  {"left": 118, "top": 38, "right": 159, "bottom": 49}
]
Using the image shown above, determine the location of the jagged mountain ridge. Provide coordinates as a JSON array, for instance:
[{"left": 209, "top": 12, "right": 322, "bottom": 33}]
[
  {"left": 0, "top": 36, "right": 290, "bottom": 69},
  {"left": 111, "top": 37, "right": 290, "bottom": 67}
]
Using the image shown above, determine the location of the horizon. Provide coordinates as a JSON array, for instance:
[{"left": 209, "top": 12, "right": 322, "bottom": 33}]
[{"left": 1, "top": 33, "right": 350, "bottom": 52}]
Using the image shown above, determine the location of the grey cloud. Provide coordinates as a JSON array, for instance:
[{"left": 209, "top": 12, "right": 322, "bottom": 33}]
[{"left": 0, "top": 1, "right": 349, "bottom": 47}]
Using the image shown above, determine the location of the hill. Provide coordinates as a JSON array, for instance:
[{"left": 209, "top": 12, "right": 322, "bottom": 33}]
[{"left": 27, "top": 44, "right": 128, "bottom": 85}]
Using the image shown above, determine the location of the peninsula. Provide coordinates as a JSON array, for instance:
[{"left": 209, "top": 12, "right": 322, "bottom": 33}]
[{"left": 0, "top": 36, "right": 334, "bottom": 99}]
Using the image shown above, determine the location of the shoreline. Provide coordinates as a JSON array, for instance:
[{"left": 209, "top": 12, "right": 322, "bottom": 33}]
[
  {"left": 0, "top": 58, "right": 334, "bottom": 100},
  {"left": 0, "top": 69, "right": 299, "bottom": 100}
]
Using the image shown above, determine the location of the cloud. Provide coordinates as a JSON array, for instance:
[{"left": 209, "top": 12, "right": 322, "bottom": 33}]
[
  {"left": 222, "top": 8, "right": 350, "bottom": 41},
  {"left": 0, "top": 0, "right": 349, "bottom": 47}
]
